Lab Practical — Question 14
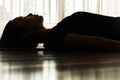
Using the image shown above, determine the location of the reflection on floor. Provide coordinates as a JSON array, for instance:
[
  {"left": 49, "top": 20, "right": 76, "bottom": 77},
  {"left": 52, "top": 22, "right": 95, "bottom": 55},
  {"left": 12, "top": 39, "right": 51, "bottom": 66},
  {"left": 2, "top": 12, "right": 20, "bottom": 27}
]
[{"left": 0, "top": 50, "right": 120, "bottom": 80}]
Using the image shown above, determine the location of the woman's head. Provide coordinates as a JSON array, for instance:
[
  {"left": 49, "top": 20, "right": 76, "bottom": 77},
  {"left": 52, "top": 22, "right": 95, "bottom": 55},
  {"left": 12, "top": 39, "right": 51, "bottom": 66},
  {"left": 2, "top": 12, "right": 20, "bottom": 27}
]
[
  {"left": 11, "top": 13, "right": 45, "bottom": 37},
  {"left": 0, "top": 13, "right": 44, "bottom": 48}
]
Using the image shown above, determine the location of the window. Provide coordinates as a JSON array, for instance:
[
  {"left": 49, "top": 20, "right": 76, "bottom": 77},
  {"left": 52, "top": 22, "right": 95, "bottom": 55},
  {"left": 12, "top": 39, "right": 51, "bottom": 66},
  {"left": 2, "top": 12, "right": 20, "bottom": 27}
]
[{"left": 0, "top": 0, "right": 120, "bottom": 37}]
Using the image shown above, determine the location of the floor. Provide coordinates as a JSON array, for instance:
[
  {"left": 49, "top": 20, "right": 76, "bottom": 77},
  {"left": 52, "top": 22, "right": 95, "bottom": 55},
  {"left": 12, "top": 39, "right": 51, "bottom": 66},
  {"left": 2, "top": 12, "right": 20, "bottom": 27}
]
[{"left": 0, "top": 49, "right": 120, "bottom": 80}]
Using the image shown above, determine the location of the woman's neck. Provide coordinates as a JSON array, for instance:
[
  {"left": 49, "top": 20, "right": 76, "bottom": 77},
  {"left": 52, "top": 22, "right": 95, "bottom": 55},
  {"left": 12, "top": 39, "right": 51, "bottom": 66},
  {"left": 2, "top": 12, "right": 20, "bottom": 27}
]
[{"left": 36, "top": 28, "right": 51, "bottom": 43}]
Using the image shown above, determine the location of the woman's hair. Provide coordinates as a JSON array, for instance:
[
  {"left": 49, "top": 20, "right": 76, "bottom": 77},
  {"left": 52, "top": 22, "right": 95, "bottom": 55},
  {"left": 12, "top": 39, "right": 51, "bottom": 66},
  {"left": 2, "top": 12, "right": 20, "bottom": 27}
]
[{"left": 0, "top": 21, "right": 38, "bottom": 48}]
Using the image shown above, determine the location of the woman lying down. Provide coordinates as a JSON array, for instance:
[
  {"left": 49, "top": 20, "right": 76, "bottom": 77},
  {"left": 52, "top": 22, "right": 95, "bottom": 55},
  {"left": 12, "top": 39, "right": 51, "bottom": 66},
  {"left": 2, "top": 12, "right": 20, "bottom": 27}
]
[{"left": 1, "top": 11, "right": 120, "bottom": 50}]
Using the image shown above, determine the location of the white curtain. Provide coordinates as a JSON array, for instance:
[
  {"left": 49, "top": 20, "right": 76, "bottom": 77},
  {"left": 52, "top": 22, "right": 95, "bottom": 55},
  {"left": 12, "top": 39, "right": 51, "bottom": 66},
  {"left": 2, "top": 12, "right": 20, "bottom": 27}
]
[
  {"left": 0, "top": 0, "right": 120, "bottom": 37},
  {"left": 64, "top": 0, "right": 120, "bottom": 16}
]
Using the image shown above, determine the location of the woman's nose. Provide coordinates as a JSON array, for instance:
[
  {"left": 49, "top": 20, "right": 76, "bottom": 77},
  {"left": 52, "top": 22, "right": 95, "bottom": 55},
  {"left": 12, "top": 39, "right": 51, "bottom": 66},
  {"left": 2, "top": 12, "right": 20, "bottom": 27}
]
[{"left": 27, "top": 13, "right": 33, "bottom": 16}]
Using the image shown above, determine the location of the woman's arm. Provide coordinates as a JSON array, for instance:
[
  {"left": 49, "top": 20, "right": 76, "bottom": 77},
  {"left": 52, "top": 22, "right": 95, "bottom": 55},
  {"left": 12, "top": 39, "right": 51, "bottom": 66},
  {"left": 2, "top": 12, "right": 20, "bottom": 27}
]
[{"left": 63, "top": 33, "right": 120, "bottom": 49}]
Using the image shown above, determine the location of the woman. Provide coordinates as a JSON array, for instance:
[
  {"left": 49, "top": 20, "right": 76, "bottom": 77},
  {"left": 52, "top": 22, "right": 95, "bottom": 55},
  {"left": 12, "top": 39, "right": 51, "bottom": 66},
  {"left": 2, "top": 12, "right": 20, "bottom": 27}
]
[{"left": 1, "top": 11, "right": 120, "bottom": 50}]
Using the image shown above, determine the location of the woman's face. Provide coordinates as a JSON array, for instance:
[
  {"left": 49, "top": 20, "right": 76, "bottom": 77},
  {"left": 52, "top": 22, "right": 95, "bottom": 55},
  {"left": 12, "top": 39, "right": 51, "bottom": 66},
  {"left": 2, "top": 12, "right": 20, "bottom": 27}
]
[{"left": 11, "top": 13, "right": 44, "bottom": 37}]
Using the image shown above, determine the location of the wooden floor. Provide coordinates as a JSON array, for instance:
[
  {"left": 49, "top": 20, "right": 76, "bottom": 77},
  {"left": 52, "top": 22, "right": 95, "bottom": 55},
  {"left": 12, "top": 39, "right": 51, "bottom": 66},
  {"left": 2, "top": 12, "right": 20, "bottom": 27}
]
[{"left": 0, "top": 49, "right": 120, "bottom": 80}]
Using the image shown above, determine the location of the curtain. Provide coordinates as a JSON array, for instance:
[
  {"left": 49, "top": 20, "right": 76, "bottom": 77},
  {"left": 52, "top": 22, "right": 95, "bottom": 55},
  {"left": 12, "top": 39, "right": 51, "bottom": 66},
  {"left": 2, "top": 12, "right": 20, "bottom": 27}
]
[
  {"left": 0, "top": 0, "right": 120, "bottom": 37},
  {"left": 64, "top": 0, "right": 120, "bottom": 16}
]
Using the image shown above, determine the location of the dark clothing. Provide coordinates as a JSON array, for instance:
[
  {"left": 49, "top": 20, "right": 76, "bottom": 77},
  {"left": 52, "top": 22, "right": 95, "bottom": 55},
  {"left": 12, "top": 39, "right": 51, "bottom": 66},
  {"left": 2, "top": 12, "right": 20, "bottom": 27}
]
[{"left": 44, "top": 11, "right": 120, "bottom": 49}]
